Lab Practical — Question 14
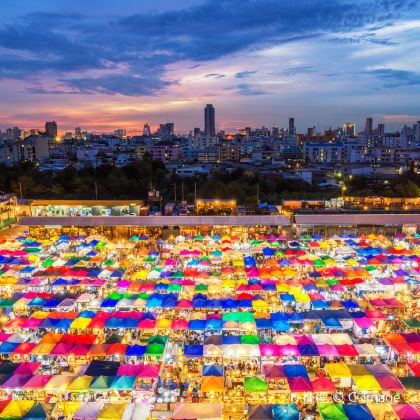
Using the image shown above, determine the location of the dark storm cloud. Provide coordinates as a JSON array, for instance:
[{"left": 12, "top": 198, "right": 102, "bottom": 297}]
[
  {"left": 0, "top": 0, "right": 418, "bottom": 96},
  {"left": 235, "top": 71, "right": 257, "bottom": 79},
  {"left": 368, "top": 68, "right": 420, "bottom": 87},
  {"left": 205, "top": 73, "right": 226, "bottom": 78}
]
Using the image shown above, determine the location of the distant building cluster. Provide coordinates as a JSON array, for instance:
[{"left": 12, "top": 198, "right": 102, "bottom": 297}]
[{"left": 0, "top": 107, "right": 419, "bottom": 186}]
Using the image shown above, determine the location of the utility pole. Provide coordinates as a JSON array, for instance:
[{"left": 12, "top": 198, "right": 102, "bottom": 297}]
[
  {"left": 18, "top": 182, "right": 23, "bottom": 199},
  {"left": 181, "top": 181, "right": 184, "bottom": 202},
  {"left": 256, "top": 182, "right": 260, "bottom": 205},
  {"left": 194, "top": 181, "right": 197, "bottom": 202}
]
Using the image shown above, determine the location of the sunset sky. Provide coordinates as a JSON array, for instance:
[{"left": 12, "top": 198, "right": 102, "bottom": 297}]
[{"left": 1, "top": 0, "right": 420, "bottom": 134}]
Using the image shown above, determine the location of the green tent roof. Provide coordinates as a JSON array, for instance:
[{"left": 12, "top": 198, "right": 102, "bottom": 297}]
[
  {"left": 318, "top": 404, "right": 348, "bottom": 420},
  {"left": 145, "top": 343, "right": 164, "bottom": 356},
  {"left": 22, "top": 402, "right": 47, "bottom": 420},
  {"left": 89, "top": 375, "right": 113, "bottom": 390},
  {"left": 244, "top": 376, "right": 268, "bottom": 393},
  {"left": 41, "top": 259, "right": 54, "bottom": 267},
  {"left": 240, "top": 335, "right": 260, "bottom": 344},
  {"left": 403, "top": 318, "right": 420, "bottom": 329},
  {"left": 399, "top": 376, "right": 420, "bottom": 390}
]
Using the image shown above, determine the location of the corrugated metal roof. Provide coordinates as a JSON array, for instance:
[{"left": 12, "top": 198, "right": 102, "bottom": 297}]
[
  {"left": 19, "top": 215, "right": 291, "bottom": 227},
  {"left": 295, "top": 213, "right": 420, "bottom": 226}
]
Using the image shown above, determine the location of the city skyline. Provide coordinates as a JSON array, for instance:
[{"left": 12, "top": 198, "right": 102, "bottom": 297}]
[{"left": 1, "top": 0, "right": 420, "bottom": 133}]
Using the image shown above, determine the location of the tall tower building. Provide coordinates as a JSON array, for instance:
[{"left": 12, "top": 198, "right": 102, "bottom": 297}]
[
  {"left": 289, "top": 117, "right": 295, "bottom": 135},
  {"left": 377, "top": 123, "right": 385, "bottom": 138},
  {"left": 204, "top": 104, "right": 216, "bottom": 137},
  {"left": 364, "top": 117, "right": 373, "bottom": 133},
  {"left": 45, "top": 121, "right": 57, "bottom": 138},
  {"left": 143, "top": 123, "right": 151, "bottom": 136}
]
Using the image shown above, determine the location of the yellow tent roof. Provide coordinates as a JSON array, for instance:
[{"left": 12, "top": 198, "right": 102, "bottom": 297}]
[
  {"left": 67, "top": 375, "right": 94, "bottom": 392},
  {"left": 31, "top": 311, "right": 49, "bottom": 319},
  {"left": 70, "top": 317, "right": 91, "bottom": 329},
  {"left": 353, "top": 375, "right": 381, "bottom": 391},
  {"left": 252, "top": 300, "right": 268, "bottom": 309},
  {"left": 325, "top": 363, "right": 352, "bottom": 378},
  {"left": 44, "top": 375, "right": 75, "bottom": 392},
  {"left": 201, "top": 376, "right": 224, "bottom": 393},
  {"left": 294, "top": 293, "right": 310, "bottom": 302},
  {"left": 156, "top": 318, "right": 172, "bottom": 329},
  {"left": 0, "top": 400, "right": 34, "bottom": 418},
  {"left": 53, "top": 402, "right": 81, "bottom": 417},
  {"left": 98, "top": 403, "right": 127, "bottom": 420}
]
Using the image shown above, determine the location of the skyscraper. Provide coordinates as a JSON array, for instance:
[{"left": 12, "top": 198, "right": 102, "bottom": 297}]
[
  {"left": 289, "top": 117, "right": 295, "bottom": 135},
  {"left": 364, "top": 117, "right": 373, "bottom": 133},
  {"left": 45, "top": 121, "right": 57, "bottom": 138},
  {"left": 143, "top": 123, "right": 151, "bottom": 136},
  {"left": 159, "top": 123, "right": 174, "bottom": 136},
  {"left": 377, "top": 123, "right": 385, "bottom": 138},
  {"left": 204, "top": 104, "right": 216, "bottom": 137}
]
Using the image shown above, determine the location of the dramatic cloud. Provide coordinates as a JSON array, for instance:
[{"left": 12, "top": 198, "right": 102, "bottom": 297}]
[
  {"left": 0, "top": 0, "right": 419, "bottom": 132},
  {"left": 368, "top": 68, "right": 420, "bottom": 87},
  {"left": 235, "top": 71, "right": 257, "bottom": 79},
  {"left": 0, "top": 0, "right": 418, "bottom": 96}
]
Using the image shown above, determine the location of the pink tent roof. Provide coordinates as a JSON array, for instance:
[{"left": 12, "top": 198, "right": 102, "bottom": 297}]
[
  {"left": 117, "top": 364, "right": 143, "bottom": 376},
  {"left": 311, "top": 377, "right": 336, "bottom": 393},
  {"left": 259, "top": 344, "right": 279, "bottom": 357},
  {"left": 294, "top": 335, "right": 315, "bottom": 345},
  {"left": 365, "top": 310, "right": 386, "bottom": 320},
  {"left": 393, "top": 404, "right": 420, "bottom": 420},
  {"left": 287, "top": 377, "right": 312, "bottom": 392},
  {"left": 138, "top": 364, "right": 161, "bottom": 378},
  {"left": 376, "top": 375, "right": 405, "bottom": 392},
  {"left": 335, "top": 344, "right": 358, "bottom": 356},
  {"left": 23, "top": 374, "right": 52, "bottom": 389},
  {"left": 14, "top": 362, "right": 41, "bottom": 375},
  {"left": 138, "top": 319, "right": 156, "bottom": 329},
  {"left": 317, "top": 344, "right": 339, "bottom": 356},
  {"left": 0, "top": 333, "right": 11, "bottom": 342},
  {"left": 354, "top": 317, "right": 375, "bottom": 329},
  {"left": 23, "top": 318, "right": 43, "bottom": 328},
  {"left": 277, "top": 345, "right": 299, "bottom": 357},
  {"left": 407, "top": 362, "right": 420, "bottom": 376},
  {"left": 172, "top": 319, "right": 189, "bottom": 330},
  {"left": 177, "top": 299, "right": 193, "bottom": 308}
]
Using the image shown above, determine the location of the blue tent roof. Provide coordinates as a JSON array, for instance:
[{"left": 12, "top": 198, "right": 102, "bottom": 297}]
[
  {"left": 343, "top": 404, "right": 374, "bottom": 420},
  {"left": 272, "top": 404, "right": 299, "bottom": 420},
  {"left": 184, "top": 345, "right": 203, "bottom": 358},
  {"left": 202, "top": 365, "right": 224, "bottom": 376},
  {"left": 263, "top": 247, "right": 275, "bottom": 256},
  {"left": 273, "top": 320, "right": 290, "bottom": 332},
  {"left": 284, "top": 365, "right": 308, "bottom": 378},
  {"left": 222, "top": 336, "right": 241, "bottom": 344},
  {"left": 0, "top": 341, "right": 19, "bottom": 354},
  {"left": 256, "top": 318, "right": 273, "bottom": 329},
  {"left": 297, "top": 344, "right": 319, "bottom": 356},
  {"left": 322, "top": 317, "right": 343, "bottom": 329},
  {"left": 342, "top": 299, "right": 359, "bottom": 310},
  {"left": 126, "top": 345, "right": 146, "bottom": 357},
  {"left": 188, "top": 320, "right": 206, "bottom": 330},
  {"left": 205, "top": 319, "right": 222, "bottom": 331}
]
